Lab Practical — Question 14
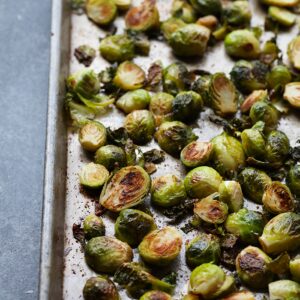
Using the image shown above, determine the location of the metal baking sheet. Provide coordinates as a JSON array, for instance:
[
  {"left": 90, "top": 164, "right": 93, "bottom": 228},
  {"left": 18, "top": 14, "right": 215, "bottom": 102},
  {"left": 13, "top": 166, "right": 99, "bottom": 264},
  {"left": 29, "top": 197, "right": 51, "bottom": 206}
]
[{"left": 39, "top": 0, "right": 300, "bottom": 299}]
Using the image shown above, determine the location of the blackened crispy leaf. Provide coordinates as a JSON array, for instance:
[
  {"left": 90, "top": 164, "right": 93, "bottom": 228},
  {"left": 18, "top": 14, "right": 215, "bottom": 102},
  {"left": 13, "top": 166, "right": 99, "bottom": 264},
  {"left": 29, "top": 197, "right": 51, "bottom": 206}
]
[
  {"left": 72, "top": 223, "right": 85, "bottom": 248},
  {"left": 143, "top": 149, "right": 165, "bottom": 164},
  {"left": 107, "top": 127, "right": 129, "bottom": 146},
  {"left": 146, "top": 61, "right": 162, "bottom": 91},
  {"left": 74, "top": 45, "right": 96, "bottom": 67}
]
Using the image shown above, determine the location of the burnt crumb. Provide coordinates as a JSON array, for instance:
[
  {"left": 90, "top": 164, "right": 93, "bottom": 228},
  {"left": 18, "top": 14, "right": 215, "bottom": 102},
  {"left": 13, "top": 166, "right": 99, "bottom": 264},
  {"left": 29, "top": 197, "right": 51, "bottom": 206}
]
[
  {"left": 72, "top": 223, "right": 85, "bottom": 249},
  {"left": 74, "top": 45, "right": 96, "bottom": 67},
  {"left": 95, "top": 201, "right": 106, "bottom": 216}
]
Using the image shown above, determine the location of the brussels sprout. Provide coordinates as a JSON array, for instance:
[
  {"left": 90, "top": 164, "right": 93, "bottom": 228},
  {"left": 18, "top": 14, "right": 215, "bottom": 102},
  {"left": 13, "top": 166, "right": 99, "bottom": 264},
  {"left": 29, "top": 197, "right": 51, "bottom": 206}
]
[
  {"left": 221, "top": 291, "right": 255, "bottom": 300},
  {"left": 180, "top": 141, "right": 213, "bottom": 168},
  {"left": 219, "top": 181, "right": 243, "bottom": 213},
  {"left": 83, "top": 214, "right": 105, "bottom": 240},
  {"left": 209, "top": 73, "right": 238, "bottom": 117},
  {"left": 287, "top": 164, "right": 300, "bottom": 196},
  {"left": 268, "top": 6, "right": 296, "bottom": 26},
  {"left": 172, "top": 91, "right": 203, "bottom": 122},
  {"left": 241, "top": 90, "right": 268, "bottom": 113},
  {"left": 83, "top": 276, "right": 120, "bottom": 300},
  {"left": 149, "top": 92, "right": 174, "bottom": 125},
  {"left": 74, "top": 45, "right": 96, "bottom": 67},
  {"left": 223, "top": 1, "right": 252, "bottom": 27},
  {"left": 182, "top": 294, "right": 199, "bottom": 300},
  {"left": 236, "top": 246, "right": 273, "bottom": 289},
  {"left": 269, "top": 280, "right": 300, "bottom": 300},
  {"left": 100, "top": 166, "right": 150, "bottom": 212},
  {"left": 225, "top": 30, "right": 260, "bottom": 60},
  {"left": 162, "top": 62, "right": 189, "bottom": 96},
  {"left": 267, "top": 65, "right": 292, "bottom": 89},
  {"left": 99, "top": 34, "right": 135, "bottom": 63},
  {"left": 138, "top": 226, "right": 182, "bottom": 266},
  {"left": 261, "top": 0, "right": 299, "bottom": 6},
  {"left": 115, "top": 209, "right": 156, "bottom": 247},
  {"left": 79, "top": 121, "right": 107, "bottom": 152},
  {"left": 86, "top": 0, "right": 117, "bottom": 26},
  {"left": 290, "top": 256, "right": 300, "bottom": 282},
  {"left": 283, "top": 82, "right": 300, "bottom": 108},
  {"left": 238, "top": 167, "right": 272, "bottom": 203},
  {"left": 151, "top": 175, "right": 186, "bottom": 207},
  {"left": 259, "top": 212, "right": 300, "bottom": 254},
  {"left": 79, "top": 163, "right": 109, "bottom": 189},
  {"left": 169, "top": 24, "right": 210, "bottom": 57},
  {"left": 230, "top": 60, "right": 268, "bottom": 94},
  {"left": 171, "top": 0, "right": 197, "bottom": 23},
  {"left": 114, "top": 0, "right": 131, "bottom": 10},
  {"left": 140, "top": 290, "right": 172, "bottom": 300},
  {"left": 186, "top": 233, "right": 221, "bottom": 267},
  {"left": 225, "top": 209, "right": 264, "bottom": 244},
  {"left": 210, "top": 133, "right": 245, "bottom": 177},
  {"left": 288, "top": 36, "right": 300, "bottom": 70},
  {"left": 196, "top": 15, "right": 218, "bottom": 31},
  {"left": 113, "top": 61, "right": 145, "bottom": 91},
  {"left": 189, "top": 0, "right": 222, "bottom": 17},
  {"left": 161, "top": 17, "right": 186, "bottom": 41},
  {"left": 185, "top": 166, "right": 222, "bottom": 199},
  {"left": 85, "top": 236, "right": 133, "bottom": 273},
  {"left": 155, "top": 121, "right": 197, "bottom": 156},
  {"left": 124, "top": 110, "right": 155, "bottom": 145},
  {"left": 191, "top": 75, "right": 211, "bottom": 105},
  {"left": 125, "top": 0, "right": 160, "bottom": 32}
]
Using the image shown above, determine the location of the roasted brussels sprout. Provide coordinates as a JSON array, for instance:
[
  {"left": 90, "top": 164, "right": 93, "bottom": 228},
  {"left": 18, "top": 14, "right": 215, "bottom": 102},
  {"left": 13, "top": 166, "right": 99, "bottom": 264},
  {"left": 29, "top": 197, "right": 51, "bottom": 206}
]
[
  {"left": 171, "top": 0, "right": 197, "bottom": 23},
  {"left": 151, "top": 175, "right": 186, "bottom": 207},
  {"left": 74, "top": 45, "right": 96, "bottom": 67},
  {"left": 210, "top": 133, "right": 245, "bottom": 177},
  {"left": 224, "top": 30, "right": 260, "bottom": 60},
  {"left": 238, "top": 167, "right": 272, "bottom": 204},
  {"left": 114, "top": 0, "right": 131, "bottom": 10},
  {"left": 223, "top": 1, "right": 252, "bottom": 27},
  {"left": 100, "top": 166, "right": 150, "bottom": 212},
  {"left": 259, "top": 212, "right": 300, "bottom": 254},
  {"left": 219, "top": 181, "right": 244, "bottom": 212},
  {"left": 140, "top": 290, "right": 172, "bottom": 300},
  {"left": 85, "top": 236, "right": 133, "bottom": 273},
  {"left": 83, "top": 276, "right": 120, "bottom": 300},
  {"left": 225, "top": 209, "right": 264, "bottom": 244},
  {"left": 189, "top": 0, "right": 222, "bottom": 17},
  {"left": 155, "top": 121, "right": 197, "bottom": 156},
  {"left": 267, "top": 65, "right": 292, "bottom": 89},
  {"left": 191, "top": 75, "right": 211, "bottom": 105},
  {"left": 261, "top": 0, "right": 299, "bottom": 7},
  {"left": 138, "top": 226, "right": 182, "bottom": 265},
  {"left": 269, "top": 280, "right": 300, "bottom": 299},
  {"left": 283, "top": 82, "right": 300, "bottom": 108},
  {"left": 86, "top": 0, "right": 117, "bottom": 26},
  {"left": 83, "top": 214, "right": 105, "bottom": 240},
  {"left": 113, "top": 61, "right": 145, "bottom": 91},
  {"left": 287, "top": 164, "right": 300, "bottom": 197},
  {"left": 236, "top": 246, "right": 273, "bottom": 289},
  {"left": 124, "top": 110, "right": 155, "bottom": 145},
  {"left": 169, "top": 24, "right": 210, "bottom": 57},
  {"left": 115, "top": 209, "right": 156, "bottom": 247},
  {"left": 186, "top": 233, "right": 221, "bottom": 267},
  {"left": 288, "top": 36, "right": 300, "bottom": 70},
  {"left": 149, "top": 92, "right": 174, "bottom": 125},
  {"left": 240, "top": 90, "right": 268, "bottom": 113},
  {"left": 182, "top": 294, "right": 199, "bottom": 300},
  {"left": 196, "top": 15, "right": 218, "bottom": 31},
  {"left": 161, "top": 17, "right": 186, "bottom": 41},
  {"left": 209, "top": 73, "right": 238, "bottom": 117},
  {"left": 79, "top": 163, "right": 109, "bottom": 188},
  {"left": 221, "top": 291, "right": 255, "bottom": 300},
  {"left": 290, "top": 256, "right": 300, "bottom": 282},
  {"left": 172, "top": 91, "right": 203, "bottom": 122},
  {"left": 125, "top": 0, "right": 160, "bottom": 32},
  {"left": 268, "top": 6, "right": 296, "bottom": 27},
  {"left": 185, "top": 166, "right": 222, "bottom": 199}
]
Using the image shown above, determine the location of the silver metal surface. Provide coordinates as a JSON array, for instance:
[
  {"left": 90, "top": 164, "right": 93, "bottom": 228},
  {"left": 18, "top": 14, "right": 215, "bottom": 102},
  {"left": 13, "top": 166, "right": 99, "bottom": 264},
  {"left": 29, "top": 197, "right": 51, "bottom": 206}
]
[{"left": 40, "top": 0, "right": 300, "bottom": 299}]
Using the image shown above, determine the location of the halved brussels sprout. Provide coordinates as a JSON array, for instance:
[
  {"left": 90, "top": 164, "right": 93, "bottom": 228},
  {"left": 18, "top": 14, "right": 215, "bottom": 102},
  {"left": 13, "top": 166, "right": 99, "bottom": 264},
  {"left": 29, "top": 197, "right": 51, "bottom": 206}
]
[
  {"left": 79, "top": 163, "right": 109, "bottom": 188},
  {"left": 125, "top": 0, "right": 160, "bottom": 32},
  {"left": 219, "top": 181, "right": 244, "bottom": 212},
  {"left": 83, "top": 214, "right": 105, "bottom": 240},
  {"left": 268, "top": 6, "right": 296, "bottom": 26},
  {"left": 196, "top": 15, "right": 218, "bottom": 31},
  {"left": 221, "top": 291, "right": 255, "bottom": 300},
  {"left": 100, "top": 166, "right": 150, "bottom": 212},
  {"left": 224, "top": 30, "right": 260, "bottom": 60},
  {"left": 155, "top": 121, "right": 197, "bottom": 156},
  {"left": 288, "top": 36, "right": 300, "bottom": 70},
  {"left": 172, "top": 91, "right": 203, "bottom": 122},
  {"left": 186, "top": 233, "right": 221, "bottom": 267},
  {"left": 85, "top": 236, "right": 133, "bottom": 273},
  {"left": 191, "top": 75, "right": 212, "bottom": 105},
  {"left": 241, "top": 90, "right": 268, "bottom": 113},
  {"left": 124, "top": 110, "right": 155, "bottom": 145},
  {"left": 114, "top": 0, "right": 131, "bottom": 10},
  {"left": 86, "top": 0, "right": 117, "bottom": 26},
  {"left": 180, "top": 141, "right": 213, "bottom": 168},
  {"left": 113, "top": 61, "right": 145, "bottom": 91},
  {"left": 238, "top": 167, "right": 272, "bottom": 204},
  {"left": 287, "top": 164, "right": 300, "bottom": 196},
  {"left": 149, "top": 92, "right": 174, "bottom": 125},
  {"left": 225, "top": 209, "right": 264, "bottom": 244},
  {"left": 116, "top": 89, "right": 151, "bottom": 114},
  {"left": 269, "top": 280, "right": 300, "bottom": 299},
  {"left": 290, "top": 256, "right": 300, "bottom": 282},
  {"left": 99, "top": 34, "right": 135, "bottom": 63},
  {"left": 115, "top": 209, "right": 156, "bottom": 247},
  {"left": 259, "top": 212, "right": 300, "bottom": 254},
  {"left": 79, "top": 121, "right": 107, "bottom": 152},
  {"left": 267, "top": 65, "right": 292, "bottom": 90},
  {"left": 210, "top": 133, "right": 245, "bottom": 177},
  {"left": 161, "top": 17, "right": 186, "bottom": 41},
  {"left": 151, "top": 175, "right": 186, "bottom": 207},
  {"left": 209, "top": 73, "right": 238, "bottom": 117},
  {"left": 169, "top": 24, "right": 210, "bottom": 57},
  {"left": 171, "top": 0, "right": 197, "bottom": 23},
  {"left": 223, "top": 1, "right": 252, "bottom": 26},
  {"left": 83, "top": 276, "right": 120, "bottom": 300},
  {"left": 138, "top": 226, "right": 182, "bottom": 266},
  {"left": 189, "top": 0, "right": 222, "bottom": 16},
  {"left": 140, "top": 290, "right": 172, "bottom": 300},
  {"left": 184, "top": 166, "right": 222, "bottom": 199},
  {"left": 182, "top": 294, "right": 199, "bottom": 300},
  {"left": 284, "top": 82, "right": 300, "bottom": 108}
]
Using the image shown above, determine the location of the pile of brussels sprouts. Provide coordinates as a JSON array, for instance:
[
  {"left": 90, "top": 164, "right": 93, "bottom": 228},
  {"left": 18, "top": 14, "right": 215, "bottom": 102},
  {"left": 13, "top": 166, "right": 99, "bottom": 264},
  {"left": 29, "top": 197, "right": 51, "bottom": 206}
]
[{"left": 66, "top": 0, "right": 300, "bottom": 299}]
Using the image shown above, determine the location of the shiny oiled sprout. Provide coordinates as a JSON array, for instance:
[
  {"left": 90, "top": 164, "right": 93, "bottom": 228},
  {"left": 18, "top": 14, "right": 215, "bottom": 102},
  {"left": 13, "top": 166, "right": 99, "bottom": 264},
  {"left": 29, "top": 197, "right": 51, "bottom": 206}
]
[
  {"left": 283, "top": 82, "right": 300, "bottom": 108},
  {"left": 115, "top": 209, "right": 156, "bottom": 247},
  {"left": 261, "top": 0, "right": 299, "bottom": 6},
  {"left": 161, "top": 17, "right": 186, "bottom": 41},
  {"left": 267, "top": 65, "right": 292, "bottom": 89},
  {"left": 240, "top": 90, "right": 268, "bottom": 113},
  {"left": 189, "top": 0, "right": 222, "bottom": 17},
  {"left": 287, "top": 164, "right": 300, "bottom": 197},
  {"left": 114, "top": 0, "right": 131, "bottom": 10},
  {"left": 268, "top": 6, "right": 296, "bottom": 26},
  {"left": 191, "top": 75, "right": 212, "bottom": 105},
  {"left": 124, "top": 110, "right": 155, "bottom": 145},
  {"left": 151, "top": 175, "right": 186, "bottom": 207},
  {"left": 269, "top": 280, "right": 300, "bottom": 299},
  {"left": 149, "top": 92, "right": 174, "bottom": 125},
  {"left": 140, "top": 290, "right": 172, "bottom": 300},
  {"left": 184, "top": 166, "right": 222, "bottom": 199},
  {"left": 138, "top": 226, "right": 182, "bottom": 266},
  {"left": 223, "top": 1, "right": 252, "bottom": 27},
  {"left": 221, "top": 291, "right": 255, "bottom": 300},
  {"left": 83, "top": 214, "right": 105, "bottom": 240},
  {"left": 259, "top": 212, "right": 300, "bottom": 254},
  {"left": 288, "top": 36, "right": 300, "bottom": 70},
  {"left": 196, "top": 15, "right": 218, "bottom": 31},
  {"left": 85, "top": 236, "right": 133, "bottom": 273},
  {"left": 185, "top": 233, "right": 221, "bottom": 267},
  {"left": 171, "top": 0, "right": 197, "bottom": 23},
  {"left": 116, "top": 89, "right": 151, "bottom": 114},
  {"left": 225, "top": 209, "right": 264, "bottom": 244},
  {"left": 290, "top": 256, "right": 300, "bottom": 282},
  {"left": 100, "top": 166, "right": 151, "bottom": 212},
  {"left": 219, "top": 181, "right": 244, "bottom": 212},
  {"left": 113, "top": 61, "right": 145, "bottom": 91},
  {"left": 85, "top": 0, "right": 117, "bottom": 26},
  {"left": 79, "top": 163, "right": 109, "bottom": 189},
  {"left": 236, "top": 246, "right": 273, "bottom": 289},
  {"left": 83, "top": 276, "right": 120, "bottom": 300}
]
